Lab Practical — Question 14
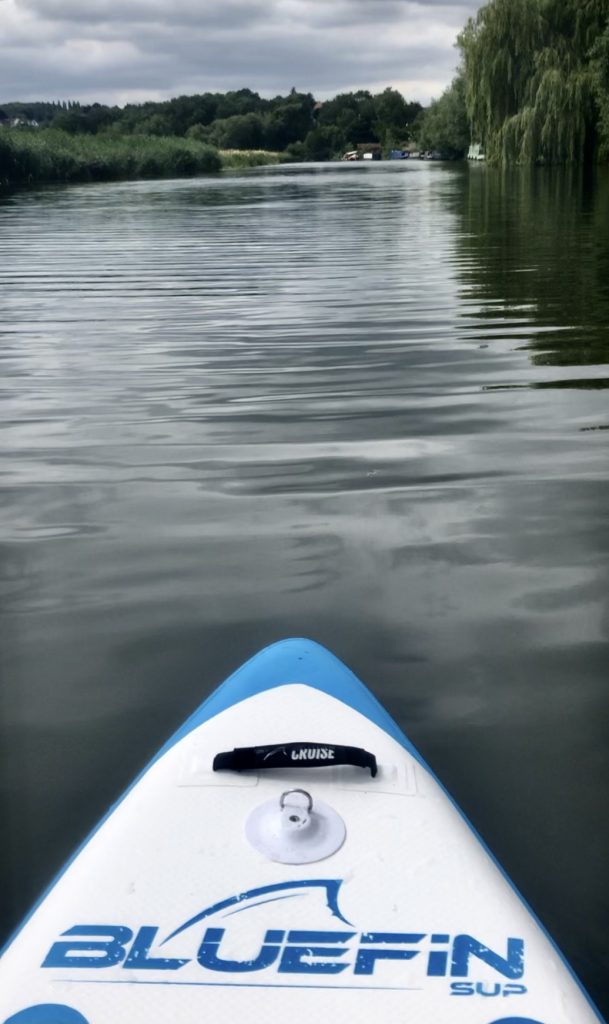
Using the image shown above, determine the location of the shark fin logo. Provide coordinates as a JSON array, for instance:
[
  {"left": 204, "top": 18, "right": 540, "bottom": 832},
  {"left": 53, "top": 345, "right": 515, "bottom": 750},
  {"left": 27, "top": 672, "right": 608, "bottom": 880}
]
[{"left": 161, "top": 878, "right": 352, "bottom": 945}]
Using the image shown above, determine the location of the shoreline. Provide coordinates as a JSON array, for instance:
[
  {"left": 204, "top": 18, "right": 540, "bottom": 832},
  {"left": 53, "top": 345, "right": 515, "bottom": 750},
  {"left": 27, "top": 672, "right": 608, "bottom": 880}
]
[{"left": 0, "top": 129, "right": 288, "bottom": 190}]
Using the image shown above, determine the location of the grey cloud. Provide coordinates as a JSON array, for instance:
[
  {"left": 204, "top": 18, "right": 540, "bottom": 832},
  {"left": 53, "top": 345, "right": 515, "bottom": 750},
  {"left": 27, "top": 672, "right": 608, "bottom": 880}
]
[
  {"left": 16, "top": 0, "right": 471, "bottom": 28},
  {"left": 16, "top": 0, "right": 268, "bottom": 28},
  {"left": 2, "top": 0, "right": 481, "bottom": 104},
  {"left": 310, "top": 0, "right": 473, "bottom": 27}
]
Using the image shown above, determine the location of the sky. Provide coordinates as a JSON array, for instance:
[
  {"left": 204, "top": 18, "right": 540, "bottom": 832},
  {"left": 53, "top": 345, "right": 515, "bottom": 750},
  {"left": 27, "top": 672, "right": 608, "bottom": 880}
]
[{"left": 0, "top": 0, "right": 482, "bottom": 108}]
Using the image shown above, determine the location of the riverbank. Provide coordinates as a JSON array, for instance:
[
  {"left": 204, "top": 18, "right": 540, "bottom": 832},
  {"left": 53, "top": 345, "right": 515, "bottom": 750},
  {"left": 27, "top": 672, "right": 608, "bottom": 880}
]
[
  {"left": 220, "top": 149, "right": 291, "bottom": 168},
  {"left": 0, "top": 129, "right": 288, "bottom": 188}
]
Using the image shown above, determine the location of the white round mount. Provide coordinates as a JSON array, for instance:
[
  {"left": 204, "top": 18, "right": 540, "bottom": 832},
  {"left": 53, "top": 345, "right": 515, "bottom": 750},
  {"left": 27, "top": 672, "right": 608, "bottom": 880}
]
[{"left": 245, "top": 788, "right": 346, "bottom": 864}]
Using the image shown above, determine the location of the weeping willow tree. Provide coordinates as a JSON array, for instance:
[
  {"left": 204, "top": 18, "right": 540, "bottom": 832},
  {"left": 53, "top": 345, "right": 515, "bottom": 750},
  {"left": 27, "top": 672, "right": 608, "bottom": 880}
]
[
  {"left": 458, "top": 0, "right": 609, "bottom": 163},
  {"left": 591, "top": 22, "right": 609, "bottom": 159}
]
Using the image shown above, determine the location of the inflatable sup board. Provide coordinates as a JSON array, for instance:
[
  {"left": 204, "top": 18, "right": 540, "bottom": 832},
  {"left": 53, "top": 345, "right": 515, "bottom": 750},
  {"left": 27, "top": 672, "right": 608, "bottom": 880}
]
[{"left": 0, "top": 638, "right": 604, "bottom": 1024}]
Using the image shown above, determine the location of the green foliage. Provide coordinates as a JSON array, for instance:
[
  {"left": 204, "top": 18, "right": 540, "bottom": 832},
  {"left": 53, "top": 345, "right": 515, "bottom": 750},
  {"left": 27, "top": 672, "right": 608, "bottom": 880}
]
[
  {"left": 0, "top": 129, "right": 221, "bottom": 187},
  {"left": 1, "top": 84, "right": 426, "bottom": 177},
  {"left": 0, "top": 101, "right": 66, "bottom": 125},
  {"left": 591, "top": 24, "right": 609, "bottom": 158},
  {"left": 165, "top": 94, "right": 219, "bottom": 133},
  {"left": 285, "top": 140, "right": 307, "bottom": 161},
  {"left": 458, "top": 0, "right": 609, "bottom": 163},
  {"left": 215, "top": 89, "right": 265, "bottom": 119},
  {"left": 317, "top": 90, "right": 377, "bottom": 146},
  {"left": 219, "top": 149, "right": 292, "bottom": 168},
  {"left": 186, "top": 123, "right": 212, "bottom": 143},
  {"left": 264, "top": 100, "right": 315, "bottom": 150},
  {"left": 302, "top": 125, "right": 347, "bottom": 161},
  {"left": 208, "top": 113, "right": 265, "bottom": 150},
  {"left": 417, "top": 76, "right": 470, "bottom": 157},
  {"left": 373, "top": 88, "right": 422, "bottom": 142},
  {"left": 133, "top": 113, "right": 175, "bottom": 137},
  {"left": 52, "top": 103, "right": 119, "bottom": 134}
]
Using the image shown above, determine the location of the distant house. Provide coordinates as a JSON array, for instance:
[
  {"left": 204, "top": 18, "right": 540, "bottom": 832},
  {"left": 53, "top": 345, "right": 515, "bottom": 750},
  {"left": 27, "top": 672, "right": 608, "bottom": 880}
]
[
  {"left": 357, "top": 143, "right": 382, "bottom": 161},
  {"left": 8, "top": 117, "right": 39, "bottom": 129},
  {"left": 467, "top": 143, "right": 485, "bottom": 161},
  {"left": 341, "top": 143, "right": 383, "bottom": 161}
]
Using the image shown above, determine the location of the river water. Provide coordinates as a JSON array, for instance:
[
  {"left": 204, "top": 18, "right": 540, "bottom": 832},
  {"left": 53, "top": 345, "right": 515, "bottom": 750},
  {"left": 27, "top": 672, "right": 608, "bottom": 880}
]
[{"left": 1, "top": 161, "right": 608, "bottom": 1013}]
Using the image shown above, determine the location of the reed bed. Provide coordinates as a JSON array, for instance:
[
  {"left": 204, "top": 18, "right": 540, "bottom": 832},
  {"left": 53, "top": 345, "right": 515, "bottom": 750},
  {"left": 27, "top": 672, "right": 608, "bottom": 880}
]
[
  {"left": 219, "top": 149, "right": 291, "bottom": 167},
  {"left": 0, "top": 129, "right": 223, "bottom": 187}
]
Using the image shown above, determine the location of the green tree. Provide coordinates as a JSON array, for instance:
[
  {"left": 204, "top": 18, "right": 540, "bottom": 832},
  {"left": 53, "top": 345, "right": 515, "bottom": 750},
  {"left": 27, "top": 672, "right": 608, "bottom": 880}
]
[
  {"left": 215, "top": 89, "right": 265, "bottom": 119},
  {"left": 134, "top": 113, "right": 175, "bottom": 137},
  {"left": 303, "top": 125, "right": 347, "bottom": 161},
  {"left": 373, "top": 88, "right": 422, "bottom": 144},
  {"left": 263, "top": 96, "right": 315, "bottom": 150},
  {"left": 119, "top": 102, "right": 159, "bottom": 134},
  {"left": 318, "top": 91, "right": 378, "bottom": 144},
  {"left": 186, "top": 123, "right": 213, "bottom": 143},
  {"left": 417, "top": 75, "right": 470, "bottom": 157},
  {"left": 458, "top": 0, "right": 609, "bottom": 163},
  {"left": 0, "top": 133, "right": 12, "bottom": 183},
  {"left": 165, "top": 94, "right": 219, "bottom": 134},
  {"left": 209, "top": 113, "right": 265, "bottom": 149},
  {"left": 51, "top": 103, "right": 117, "bottom": 134},
  {"left": 591, "top": 23, "right": 609, "bottom": 158}
]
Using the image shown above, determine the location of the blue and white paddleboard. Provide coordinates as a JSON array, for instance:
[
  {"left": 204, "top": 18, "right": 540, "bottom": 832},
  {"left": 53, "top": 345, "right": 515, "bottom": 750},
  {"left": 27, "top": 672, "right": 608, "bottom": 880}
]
[{"left": 0, "top": 639, "right": 603, "bottom": 1024}]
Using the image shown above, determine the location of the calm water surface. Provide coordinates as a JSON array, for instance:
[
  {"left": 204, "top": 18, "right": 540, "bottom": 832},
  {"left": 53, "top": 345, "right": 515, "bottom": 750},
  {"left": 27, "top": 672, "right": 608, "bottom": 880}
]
[{"left": 1, "top": 162, "right": 608, "bottom": 1012}]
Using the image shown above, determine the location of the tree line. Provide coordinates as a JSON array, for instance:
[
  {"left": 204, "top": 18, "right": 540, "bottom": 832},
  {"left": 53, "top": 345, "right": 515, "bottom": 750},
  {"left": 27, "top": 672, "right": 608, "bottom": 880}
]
[{"left": 0, "top": 88, "right": 423, "bottom": 162}]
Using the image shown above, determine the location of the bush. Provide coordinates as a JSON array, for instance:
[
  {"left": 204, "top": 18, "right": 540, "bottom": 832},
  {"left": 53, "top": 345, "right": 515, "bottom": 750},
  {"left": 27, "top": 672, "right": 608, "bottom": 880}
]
[
  {"left": 285, "top": 140, "right": 306, "bottom": 161},
  {"left": 186, "top": 123, "right": 212, "bottom": 143}
]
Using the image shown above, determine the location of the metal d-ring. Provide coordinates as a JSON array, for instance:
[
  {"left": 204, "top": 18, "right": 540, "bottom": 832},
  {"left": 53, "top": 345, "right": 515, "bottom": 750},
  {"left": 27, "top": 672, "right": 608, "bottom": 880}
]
[{"left": 279, "top": 788, "right": 313, "bottom": 814}]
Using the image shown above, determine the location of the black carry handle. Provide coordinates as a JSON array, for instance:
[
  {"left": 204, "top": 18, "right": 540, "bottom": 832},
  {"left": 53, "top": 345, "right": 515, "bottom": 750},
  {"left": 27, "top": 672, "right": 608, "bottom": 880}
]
[{"left": 213, "top": 742, "right": 377, "bottom": 777}]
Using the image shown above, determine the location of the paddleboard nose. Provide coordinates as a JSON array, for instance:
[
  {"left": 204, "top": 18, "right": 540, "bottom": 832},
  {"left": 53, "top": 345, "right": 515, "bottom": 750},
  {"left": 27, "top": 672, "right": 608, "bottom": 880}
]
[
  {"left": 200, "top": 637, "right": 386, "bottom": 721},
  {"left": 159, "top": 638, "right": 420, "bottom": 767},
  {"left": 222, "top": 638, "right": 369, "bottom": 701}
]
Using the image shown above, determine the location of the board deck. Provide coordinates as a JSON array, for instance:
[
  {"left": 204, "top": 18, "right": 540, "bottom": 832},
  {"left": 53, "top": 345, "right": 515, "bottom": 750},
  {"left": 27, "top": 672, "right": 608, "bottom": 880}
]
[{"left": 0, "top": 638, "right": 604, "bottom": 1024}]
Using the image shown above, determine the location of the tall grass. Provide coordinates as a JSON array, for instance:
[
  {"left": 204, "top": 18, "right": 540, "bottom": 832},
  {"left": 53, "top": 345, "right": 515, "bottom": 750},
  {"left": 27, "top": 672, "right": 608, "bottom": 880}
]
[
  {"left": 219, "top": 149, "right": 292, "bottom": 167},
  {"left": 0, "top": 128, "right": 222, "bottom": 187}
]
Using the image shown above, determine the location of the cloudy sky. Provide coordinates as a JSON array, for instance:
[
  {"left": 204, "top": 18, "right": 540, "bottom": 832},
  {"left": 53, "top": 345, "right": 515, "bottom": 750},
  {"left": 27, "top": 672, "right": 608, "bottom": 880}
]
[{"left": 0, "top": 0, "right": 482, "bottom": 108}]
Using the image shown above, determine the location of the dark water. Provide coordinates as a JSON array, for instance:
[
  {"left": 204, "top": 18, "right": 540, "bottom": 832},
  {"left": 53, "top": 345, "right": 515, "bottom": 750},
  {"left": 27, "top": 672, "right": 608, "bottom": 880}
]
[{"left": 1, "top": 162, "right": 608, "bottom": 1012}]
